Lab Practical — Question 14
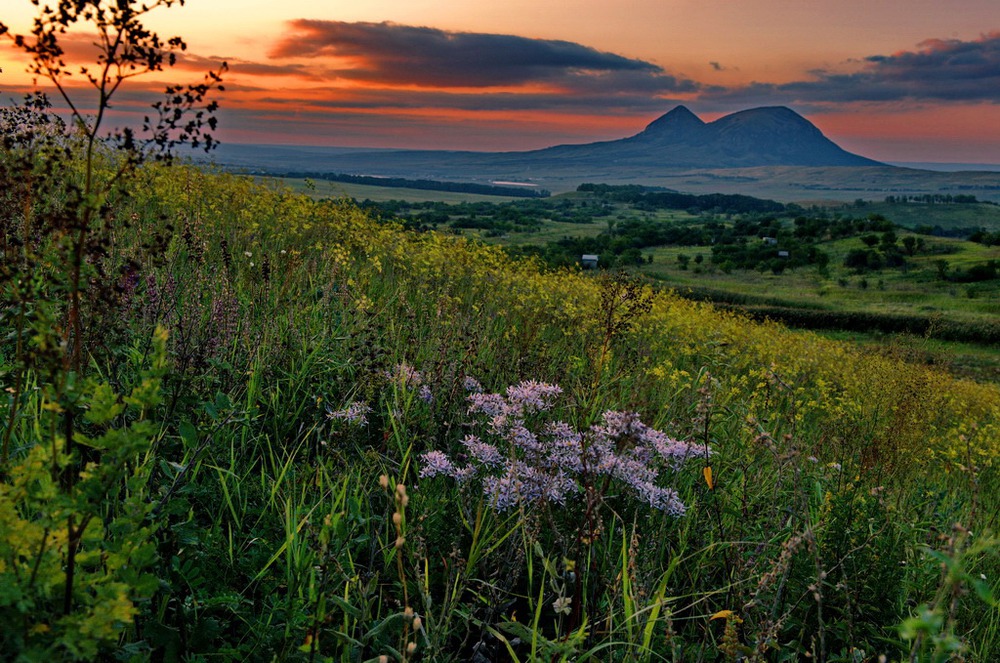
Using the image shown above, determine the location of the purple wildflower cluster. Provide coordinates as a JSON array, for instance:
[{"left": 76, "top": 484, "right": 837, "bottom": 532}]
[
  {"left": 327, "top": 401, "right": 373, "bottom": 426},
  {"left": 418, "top": 382, "right": 706, "bottom": 515}
]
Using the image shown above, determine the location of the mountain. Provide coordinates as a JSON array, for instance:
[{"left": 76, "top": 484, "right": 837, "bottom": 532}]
[
  {"left": 204, "top": 106, "right": 1000, "bottom": 202},
  {"left": 211, "top": 106, "right": 879, "bottom": 176},
  {"left": 523, "top": 105, "right": 882, "bottom": 168}
]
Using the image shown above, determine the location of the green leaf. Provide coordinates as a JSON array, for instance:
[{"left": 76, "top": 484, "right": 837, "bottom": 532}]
[
  {"left": 179, "top": 421, "right": 198, "bottom": 449},
  {"left": 84, "top": 381, "right": 124, "bottom": 425}
]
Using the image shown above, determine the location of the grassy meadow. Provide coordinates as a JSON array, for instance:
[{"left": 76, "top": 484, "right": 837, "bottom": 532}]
[
  {"left": 3, "top": 159, "right": 1000, "bottom": 662},
  {"left": 316, "top": 182, "right": 998, "bottom": 383}
]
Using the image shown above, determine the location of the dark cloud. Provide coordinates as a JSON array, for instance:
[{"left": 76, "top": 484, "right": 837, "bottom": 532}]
[
  {"left": 268, "top": 20, "right": 699, "bottom": 94},
  {"left": 176, "top": 53, "right": 308, "bottom": 79},
  {"left": 703, "top": 32, "right": 1000, "bottom": 107}
]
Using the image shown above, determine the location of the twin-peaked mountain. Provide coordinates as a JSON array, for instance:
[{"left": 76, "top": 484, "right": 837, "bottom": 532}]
[
  {"left": 526, "top": 105, "right": 882, "bottom": 168},
  {"left": 209, "top": 105, "right": 1000, "bottom": 202},
  {"left": 214, "top": 105, "right": 881, "bottom": 179}
]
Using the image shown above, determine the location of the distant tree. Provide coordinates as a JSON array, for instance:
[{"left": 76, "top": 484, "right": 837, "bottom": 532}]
[{"left": 618, "top": 247, "right": 645, "bottom": 267}]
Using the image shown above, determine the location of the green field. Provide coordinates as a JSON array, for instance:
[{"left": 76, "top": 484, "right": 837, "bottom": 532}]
[
  {"left": 835, "top": 199, "right": 1000, "bottom": 232},
  {"left": 635, "top": 239, "right": 1000, "bottom": 381},
  {"left": 267, "top": 176, "right": 526, "bottom": 203},
  {"left": 313, "top": 181, "right": 1000, "bottom": 381}
]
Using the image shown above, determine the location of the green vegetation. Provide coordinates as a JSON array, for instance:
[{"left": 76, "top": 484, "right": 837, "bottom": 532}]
[
  {"left": 7, "top": 155, "right": 1000, "bottom": 660},
  {"left": 848, "top": 196, "right": 1000, "bottom": 234},
  {"left": 272, "top": 177, "right": 529, "bottom": 204},
  {"left": 352, "top": 185, "right": 1000, "bottom": 358},
  {"left": 3, "top": 5, "right": 1000, "bottom": 661},
  {"left": 275, "top": 172, "right": 550, "bottom": 198}
]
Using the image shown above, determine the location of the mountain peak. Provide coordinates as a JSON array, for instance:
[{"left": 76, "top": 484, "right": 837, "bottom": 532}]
[
  {"left": 642, "top": 105, "right": 706, "bottom": 135},
  {"left": 711, "top": 106, "right": 816, "bottom": 130}
]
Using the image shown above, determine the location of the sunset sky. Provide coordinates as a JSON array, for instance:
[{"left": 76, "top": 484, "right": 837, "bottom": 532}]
[{"left": 2, "top": 0, "right": 1000, "bottom": 163}]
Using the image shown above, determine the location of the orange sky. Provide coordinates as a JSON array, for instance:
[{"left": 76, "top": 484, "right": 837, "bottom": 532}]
[{"left": 3, "top": 0, "right": 1000, "bottom": 162}]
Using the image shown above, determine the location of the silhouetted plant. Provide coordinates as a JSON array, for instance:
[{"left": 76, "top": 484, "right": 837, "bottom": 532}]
[{"left": 0, "top": 1, "right": 224, "bottom": 656}]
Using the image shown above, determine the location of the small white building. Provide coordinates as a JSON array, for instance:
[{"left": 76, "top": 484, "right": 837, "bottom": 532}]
[{"left": 581, "top": 254, "right": 599, "bottom": 269}]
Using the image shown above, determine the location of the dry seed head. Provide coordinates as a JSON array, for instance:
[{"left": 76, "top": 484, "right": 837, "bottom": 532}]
[
  {"left": 379, "top": 474, "right": 389, "bottom": 489},
  {"left": 404, "top": 606, "right": 414, "bottom": 619},
  {"left": 407, "top": 642, "right": 417, "bottom": 654},
  {"left": 395, "top": 535, "right": 406, "bottom": 548},
  {"left": 392, "top": 512, "right": 402, "bottom": 526},
  {"left": 412, "top": 616, "right": 422, "bottom": 631}
]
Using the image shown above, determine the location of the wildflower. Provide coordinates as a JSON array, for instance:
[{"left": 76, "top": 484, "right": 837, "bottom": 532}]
[
  {"left": 462, "top": 435, "right": 503, "bottom": 467},
  {"left": 463, "top": 376, "right": 483, "bottom": 393},
  {"left": 553, "top": 596, "right": 572, "bottom": 615},
  {"left": 505, "top": 380, "right": 562, "bottom": 413},
  {"left": 468, "top": 392, "right": 506, "bottom": 417},
  {"left": 451, "top": 465, "right": 477, "bottom": 482},
  {"left": 482, "top": 470, "right": 525, "bottom": 511},
  {"left": 418, "top": 450, "right": 455, "bottom": 479},
  {"left": 327, "top": 401, "right": 372, "bottom": 426},
  {"left": 418, "top": 384, "right": 433, "bottom": 403},
  {"left": 419, "top": 381, "right": 704, "bottom": 515}
]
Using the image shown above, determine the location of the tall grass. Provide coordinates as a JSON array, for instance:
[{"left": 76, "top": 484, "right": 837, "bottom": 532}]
[{"left": 2, "top": 162, "right": 999, "bottom": 660}]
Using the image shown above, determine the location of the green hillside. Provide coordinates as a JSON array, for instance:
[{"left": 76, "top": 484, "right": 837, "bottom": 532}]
[{"left": 4, "top": 158, "right": 1000, "bottom": 661}]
